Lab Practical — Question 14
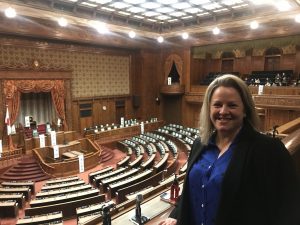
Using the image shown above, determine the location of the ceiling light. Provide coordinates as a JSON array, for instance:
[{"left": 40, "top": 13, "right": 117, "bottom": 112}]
[
  {"left": 189, "top": 0, "right": 211, "bottom": 5},
  {"left": 129, "top": 31, "right": 136, "bottom": 38},
  {"left": 295, "top": 14, "right": 300, "bottom": 23},
  {"left": 124, "top": 0, "right": 145, "bottom": 4},
  {"left": 249, "top": 0, "right": 272, "bottom": 5},
  {"left": 141, "top": 2, "right": 161, "bottom": 9},
  {"left": 128, "top": 7, "right": 145, "bottom": 13},
  {"left": 157, "top": 36, "right": 164, "bottom": 43},
  {"left": 203, "top": 3, "right": 221, "bottom": 10},
  {"left": 182, "top": 32, "right": 189, "bottom": 39},
  {"left": 212, "top": 27, "right": 220, "bottom": 35},
  {"left": 90, "top": 21, "right": 109, "bottom": 34},
  {"left": 144, "top": 11, "right": 160, "bottom": 17},
  {"left": 157, "top": 15, "right": 170, "bottom": 20},
  {"left": 185, "top": 8, "right": 202, "bottom": 14},
  {"left": 58, "top": 17, "right": 68, "bottom": 27},
  {"left": 222, "top": 0, "right": 243, "bottom": 6},
  {"left": 170, "top": 12, "right": 186, "bottom": 17},
  {"left": 5, "top": 7, "right": 16, "bottom": 18},
  {"left": 157, "top": 0, "right": 178, "bottom": 4},
  {"left": 275, "top": 1, "right": 291, "bottom": 11},
  {"left": 110, "top": 2, "right": 130, "bottom": 9},
  {"left": 172, "top": 2, "right": 191, "bottom": 9},
  {"left": 156, "top": 7, "right": 174, "bottom": 13},
  {"left": 250, "top": 21, "right": 259, "bottom": 29}
]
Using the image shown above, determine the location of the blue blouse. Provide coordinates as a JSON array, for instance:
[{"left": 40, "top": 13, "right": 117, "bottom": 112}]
[{"left": 188, "top": 138, "right": 237, "bottom": 225}]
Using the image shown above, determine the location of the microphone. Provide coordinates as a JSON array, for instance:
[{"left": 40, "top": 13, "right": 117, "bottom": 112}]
[
  {"left": 130, "top": 194, "right": 149, "bottom": 225},
  {"left": 135, "top": 194, "right": 143, "bottom": 225}
]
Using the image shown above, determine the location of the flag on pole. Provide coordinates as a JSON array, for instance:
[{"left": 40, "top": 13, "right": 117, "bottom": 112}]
[{"left": 5, "top": 106, "right": 11, "bottom": 135}]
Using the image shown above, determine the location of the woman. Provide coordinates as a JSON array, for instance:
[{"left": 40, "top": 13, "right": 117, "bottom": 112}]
[{"left": 159, "top": 74, "right": 299, "bottom": 225}]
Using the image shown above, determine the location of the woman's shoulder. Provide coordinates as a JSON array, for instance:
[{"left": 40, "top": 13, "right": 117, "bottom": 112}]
[{"left": 250, "top": 131, "right": 289, "bottom": 156}]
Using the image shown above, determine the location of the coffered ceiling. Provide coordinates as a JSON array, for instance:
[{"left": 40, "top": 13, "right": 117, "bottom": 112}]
[{"left": 1, "top": 0, "right": 300, "bottom": 48}]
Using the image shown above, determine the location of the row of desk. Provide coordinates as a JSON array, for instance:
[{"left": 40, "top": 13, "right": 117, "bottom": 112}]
[{"left": 0, "top": 200, "right": 19, "bottom": 218}]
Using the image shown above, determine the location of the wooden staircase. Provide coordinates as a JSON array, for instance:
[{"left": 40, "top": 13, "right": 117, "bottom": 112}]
[
  {"left": 98, "top": 145, "right": 115, "bottom": 163},
  {"left": 0, "top": 155, "right": 51, "bottom": 182}
]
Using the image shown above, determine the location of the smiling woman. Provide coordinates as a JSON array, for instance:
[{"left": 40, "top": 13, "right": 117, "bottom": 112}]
[{"left": 159, "top": 74, "right": 300, "bottom": 225}]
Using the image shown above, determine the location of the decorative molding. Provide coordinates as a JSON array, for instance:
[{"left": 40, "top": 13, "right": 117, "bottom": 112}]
[
  {"left": 0, "top": 62, "right": 72, "bottom": 72},
  {"left": 253, "top": 95, "right": 300, "bottom": 110},
  {"left": 192, "top": 35, "right": 300, "bottom": 59},
  {"left": 252, "top": 48, "right": 265, "bottom": 57},
  {"left": 281, "top": 44, "right": 296, "bottom": 54}
]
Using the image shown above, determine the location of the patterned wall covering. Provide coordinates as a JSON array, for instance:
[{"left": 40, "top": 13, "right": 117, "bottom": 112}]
[{"left": 0, "top": 45, "right": 130, "bottom": 98}]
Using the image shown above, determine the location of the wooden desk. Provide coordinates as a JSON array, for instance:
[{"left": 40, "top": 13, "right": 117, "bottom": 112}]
[
  {"left": 41, "top": 180, "right": 85, "bottom": 191},
  {"left": 0, "top": 201, "right": 19, "bottom": 218},
  {"left": 88, "top": 166, "right": 114, "bottom": 183},
  {"left": 0, "top": 193, "right": 25, "bottom": 208},
  {"left": 36, "top": 184, "right": 92, "bottom": 198},
  {"left": 1, "top": 181, "right": 35, "bottom": 194},
  {"left": 0, "top": 187, "right": 31, "bottom": 201},
  {"left": 46, "top": 176, "right": 79, "bottom": 185},
  {"left": 31, "top": 189, "right": 99, "bottom": 207},
  {"left": 16, "top": 211, "right": 63, "bottom": 225}
]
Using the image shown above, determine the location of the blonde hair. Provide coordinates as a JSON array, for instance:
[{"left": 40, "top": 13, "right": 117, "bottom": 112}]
[{"left": 199, "top": 74, "right": 260, "bottom": 145}]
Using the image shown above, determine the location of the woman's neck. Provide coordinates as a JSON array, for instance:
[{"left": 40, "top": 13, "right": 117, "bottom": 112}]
[{"left": 216, "top": 127, "right": 242, "bottom": 155}]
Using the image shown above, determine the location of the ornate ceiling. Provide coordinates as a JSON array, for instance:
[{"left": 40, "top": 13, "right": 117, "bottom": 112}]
[{"left": 0, "top": 0, "right": 300, "bottom": 48}]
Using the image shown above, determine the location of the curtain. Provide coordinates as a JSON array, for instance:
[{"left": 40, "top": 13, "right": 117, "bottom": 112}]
[
  {"left": 4, "top": 79, "right": 68, "bottom": 131},
  {"left": 17, "top": 92, "right": 56, "bottom": 125}
]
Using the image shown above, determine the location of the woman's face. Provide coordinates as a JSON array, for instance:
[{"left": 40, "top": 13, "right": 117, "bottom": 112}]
[{"left": 210, "top": 86, "right": 245, "bottom": 136}]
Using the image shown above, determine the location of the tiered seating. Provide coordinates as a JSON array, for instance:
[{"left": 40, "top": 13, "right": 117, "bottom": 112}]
[
  {"left": 0, "top": 193, "right": 26, "bottom": 208},
  {"left": 107, "top": 169, "right": 153, "bottom": 198},
  {"left": 0, "top": 200, "right": 19, "bottom": 218},
  {"left": 1, "top": 181, "right": 35, "bottom": 194},
  {"left": 92, "top": 167, "right": 127, "bottom": 188},
  {"left": 98, "top": 168, "right": 140, "bottom": 193},
  {"left": 88, "top": 166, "right": 114, "bottom": 183},
  {"left": 0, "top": 186, "right": 31, "bottom": 201},
  {"left": 16, "top": 211, "right": 63, "bottom": 225},
  {"left": 26, "top": 177, "right": 105, "bottom": 219}
]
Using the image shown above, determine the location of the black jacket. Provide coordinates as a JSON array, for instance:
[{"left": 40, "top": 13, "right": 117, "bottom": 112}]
[{"left": 170, "top": 122, "right": 300, "bottom": 225}]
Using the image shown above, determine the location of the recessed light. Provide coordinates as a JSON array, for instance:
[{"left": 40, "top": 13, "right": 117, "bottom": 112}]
[
  {"left": 212, "top": 27, "right": 220, "bottom": 35},
  {"left": 58, "top": 17, "right": 68, "bottom": 27},
  {"left": 157, "top": 36, "right": 164, "bottom": 43},
  {"left": 182, "top": 32, "right": 189, "bottom": 39},
  {"left": 295, "top": 14, "right": 300, "bottom": 23},
  {"left": 5, "top": 7, "right": 16, "bottom": 18},
  {"left": 129, "top": 31, "right": 136, "bottom": 38},
  {"left": 250, "top": 21, "right": 259, "bottom": 29},
  {"left": 275, "top": 0, "right": 291, "bottom": 11}
]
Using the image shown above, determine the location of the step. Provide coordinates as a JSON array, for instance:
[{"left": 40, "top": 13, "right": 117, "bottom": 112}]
[
  {"left": 10, "top": 166, "right": 40, "bottom": 172},
  {"left": 0, "top": 173, "right": 50, "bottom": 181},
  {"left": 5, "top": 170, "right": 42, "bottom": 177}
]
